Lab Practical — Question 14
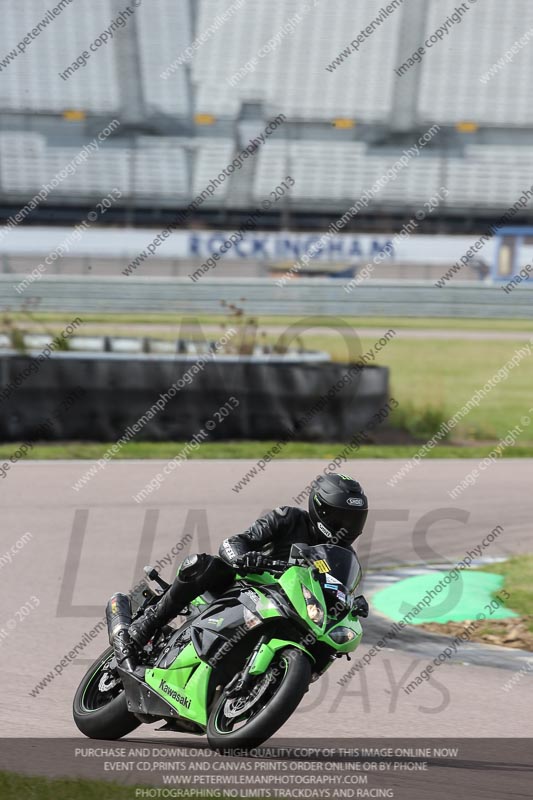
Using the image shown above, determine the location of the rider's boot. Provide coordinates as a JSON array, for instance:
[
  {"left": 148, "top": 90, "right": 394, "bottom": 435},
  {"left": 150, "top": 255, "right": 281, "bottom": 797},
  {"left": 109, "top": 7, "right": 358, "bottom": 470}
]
[
  {"left": 128, "top": 604, "right": 161, "bottom": 649},
  {"left": 129, "top": 554, "right": 222, "bottom": 649}
]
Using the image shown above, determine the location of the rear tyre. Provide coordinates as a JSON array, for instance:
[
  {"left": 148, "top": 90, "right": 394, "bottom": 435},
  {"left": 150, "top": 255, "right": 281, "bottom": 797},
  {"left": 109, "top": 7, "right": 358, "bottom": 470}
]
[
  {"left": 73, "top": 646, "right": 141, "bottom": 740},
  {"left": 207, "top": 646, "right": 311, "bottom": 751}
]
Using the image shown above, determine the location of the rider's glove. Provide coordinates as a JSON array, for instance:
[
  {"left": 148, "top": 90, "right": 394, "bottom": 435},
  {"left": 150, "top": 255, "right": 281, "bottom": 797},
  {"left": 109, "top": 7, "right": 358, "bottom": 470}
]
[
  {"left": 235, "top": 551, "right": 273, "bottom": 570},
  {"left": 352, "top": 595, "right": 369, "bottom": 618}
]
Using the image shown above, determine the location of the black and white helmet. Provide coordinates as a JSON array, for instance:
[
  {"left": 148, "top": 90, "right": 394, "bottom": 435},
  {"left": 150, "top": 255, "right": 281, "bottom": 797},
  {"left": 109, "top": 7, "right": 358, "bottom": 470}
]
[{"left": 308, "top": 474, "right": 368, "bottom": 547}]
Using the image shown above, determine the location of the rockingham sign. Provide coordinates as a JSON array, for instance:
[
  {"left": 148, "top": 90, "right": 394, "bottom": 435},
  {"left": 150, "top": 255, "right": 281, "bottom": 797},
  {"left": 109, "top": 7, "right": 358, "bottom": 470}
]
[{"left": 0, "top": 227, "right": 497, "bottom": 268}]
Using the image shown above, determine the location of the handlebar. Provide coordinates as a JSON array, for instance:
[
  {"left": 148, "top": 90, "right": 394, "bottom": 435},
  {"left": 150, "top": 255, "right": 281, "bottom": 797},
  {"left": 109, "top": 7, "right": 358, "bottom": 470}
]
[{"left": 235, "top": 559, "right": 289, "bottom": 576}]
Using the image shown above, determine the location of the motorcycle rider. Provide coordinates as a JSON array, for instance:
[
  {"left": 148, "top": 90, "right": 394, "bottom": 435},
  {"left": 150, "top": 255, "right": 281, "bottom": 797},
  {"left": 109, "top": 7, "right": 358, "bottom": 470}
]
[{"left": 113, "top": 474, "right": 369, "bottom": 666}]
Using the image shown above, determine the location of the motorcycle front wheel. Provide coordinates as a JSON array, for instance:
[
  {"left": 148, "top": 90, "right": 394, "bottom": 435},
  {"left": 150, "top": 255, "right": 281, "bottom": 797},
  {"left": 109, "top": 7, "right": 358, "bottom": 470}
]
[
  {"left": 207, "top": 646, "right": 312, "bottom": 751},
  {"left": 72, "top": 646, "right": 141, "bottom": 740}
]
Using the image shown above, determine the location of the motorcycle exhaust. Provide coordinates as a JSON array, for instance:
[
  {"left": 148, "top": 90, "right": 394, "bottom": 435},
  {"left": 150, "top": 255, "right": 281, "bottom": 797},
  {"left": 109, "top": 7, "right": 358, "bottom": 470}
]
[{"left": 106, "top": 592, "right": 136, "bottom": 672}]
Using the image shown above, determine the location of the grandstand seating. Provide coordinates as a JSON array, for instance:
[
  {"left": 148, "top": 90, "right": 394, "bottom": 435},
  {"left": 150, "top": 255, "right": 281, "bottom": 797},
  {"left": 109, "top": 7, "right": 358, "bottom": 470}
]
[
  {"left": 2, "top": 130, "right": 533, "bottom": 210},
  {"left": 0, "top": 0, "right": 119, "bottom": 113},
  {"left": 1, "top": 0, "right": 532, "bottom": 128},
  {"left": 418, "top": 0, "right": 533, "bottom": 126},
  {"left": 0, "top": 133, "right": 190, "bottom": 199},
  {"left": 254, "top": 140, "right": 533, "bottom": 207},
  {"left": 445, "top": 145, "right": 533, "bottom": 207},
  {"left": 0, "top": 0, "right": 192, "bottom": 117},
  {"left": 0, "top": 131, "right": 241, "bottom": 202},
  {"left": 0, "top": 0, "right": 531, "bottom": 214},
  {"left": 193, "top": 0, "right": 401, "bottom": 122},
  {"left": 190, "top": 138, "right": 234, "bottom": 199},
  {"left": 254, "top": 142, "right": 368, "bottom": 202},
  {"left": 134, "top": 138, "right": 190, "bottom": 199}
]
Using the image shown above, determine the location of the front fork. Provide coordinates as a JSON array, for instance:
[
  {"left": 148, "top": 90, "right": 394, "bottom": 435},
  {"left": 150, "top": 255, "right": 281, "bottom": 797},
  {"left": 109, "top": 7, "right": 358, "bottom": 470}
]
[
  {"left": 224, "top": 635, "right": 269, "bottom": 698},
  {"left": 224, "top": 636, "right": 316, "bottom": 698}
]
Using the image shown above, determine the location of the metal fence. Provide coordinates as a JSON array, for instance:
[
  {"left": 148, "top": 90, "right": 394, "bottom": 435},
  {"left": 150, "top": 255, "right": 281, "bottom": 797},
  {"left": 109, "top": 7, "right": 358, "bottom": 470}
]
[{"left": 0, "top": 276, "right": 531, "bottom": 318}]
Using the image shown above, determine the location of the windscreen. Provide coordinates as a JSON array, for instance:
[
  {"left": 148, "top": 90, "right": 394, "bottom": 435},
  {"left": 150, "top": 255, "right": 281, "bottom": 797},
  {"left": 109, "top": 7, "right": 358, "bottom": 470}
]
[{"left": 289, "top": 543, "right": 362, "bottom": 594}]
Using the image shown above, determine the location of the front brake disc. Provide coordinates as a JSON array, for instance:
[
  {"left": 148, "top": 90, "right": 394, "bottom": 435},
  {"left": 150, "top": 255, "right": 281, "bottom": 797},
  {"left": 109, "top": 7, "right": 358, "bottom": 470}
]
[{"left": 223, "top": 671, "right": 273, "bottom": 719}]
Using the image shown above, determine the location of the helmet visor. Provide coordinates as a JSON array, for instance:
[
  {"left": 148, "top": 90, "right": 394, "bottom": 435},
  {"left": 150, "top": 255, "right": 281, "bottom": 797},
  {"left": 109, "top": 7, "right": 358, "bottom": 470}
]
[{"left": 317, "top": 504, "right": 368, "bottom": 542}]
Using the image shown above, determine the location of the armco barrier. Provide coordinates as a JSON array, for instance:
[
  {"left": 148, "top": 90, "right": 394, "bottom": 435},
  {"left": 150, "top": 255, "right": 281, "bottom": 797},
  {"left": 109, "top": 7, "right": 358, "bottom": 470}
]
[
  {"left": 0, "top": 352, "right": 389, "bottom": 443},
  {"left": 0, "top": 276, "right": 532, "bottom": 318}
]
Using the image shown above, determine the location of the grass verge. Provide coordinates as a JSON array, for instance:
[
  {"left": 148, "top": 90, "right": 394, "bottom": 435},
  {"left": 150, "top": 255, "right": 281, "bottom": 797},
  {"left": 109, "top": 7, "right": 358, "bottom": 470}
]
[
  {"left": 3, "top": 441, "right": 533, "bottom": 460},
  {"left": 421, "top": 556, "right": 533, "bottom": 649},
  {"left": 477, "top": 555, "right": 533, "bottom": 624},
  {"left": 4, "top": 314, "right": 533, "bottom": 445},
  {"left": 7, "top": 312, "right": 533, "bottom": 332},
  {"left": 0, "top": 771, "right": 140, "bottom": 800}
]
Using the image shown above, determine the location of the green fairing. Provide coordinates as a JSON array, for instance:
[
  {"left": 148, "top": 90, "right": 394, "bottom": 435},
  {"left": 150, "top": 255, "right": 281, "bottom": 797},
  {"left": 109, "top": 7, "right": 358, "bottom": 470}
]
[
  {"left": 279, "top": 566, "right": 327, "bottom": 636},
  {"left": 145, "top": 642, "right": 211, "bottom": 726},
  {"left": 241, "top": 571, "right": 278, "bottom": 586},
  {"left": 248, "top": 566, "right": 363, "bottom": 657},
  {"left": 249, "top": 638, "right": 315, "bottom": 675},
  {"left": 254, "top": 588, "right": 283, "bottom": 619},
  {"left": 325, "top": 617, "right": 363, "bottom": 652}
]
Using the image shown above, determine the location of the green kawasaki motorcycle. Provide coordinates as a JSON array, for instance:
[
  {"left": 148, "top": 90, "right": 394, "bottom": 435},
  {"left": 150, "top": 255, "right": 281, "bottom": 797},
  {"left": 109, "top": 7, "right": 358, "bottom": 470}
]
[{"left": 73, "top": 543, "right": 364, "bottom": 750}]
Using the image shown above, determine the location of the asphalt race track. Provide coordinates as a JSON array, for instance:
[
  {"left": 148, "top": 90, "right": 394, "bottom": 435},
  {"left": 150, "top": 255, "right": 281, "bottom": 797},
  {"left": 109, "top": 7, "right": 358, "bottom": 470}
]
[{"left": 1, "top": 459, "right": 532, "bottom": 743}]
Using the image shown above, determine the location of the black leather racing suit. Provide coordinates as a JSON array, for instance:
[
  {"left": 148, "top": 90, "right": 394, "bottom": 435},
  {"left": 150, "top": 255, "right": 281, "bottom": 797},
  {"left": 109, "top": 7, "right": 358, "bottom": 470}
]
[
  {"left": 145, "top": 507, "right": 355, "bottom": 626},
  {"left": 219, "top": 505, "right": 351, "bottom": 563}
]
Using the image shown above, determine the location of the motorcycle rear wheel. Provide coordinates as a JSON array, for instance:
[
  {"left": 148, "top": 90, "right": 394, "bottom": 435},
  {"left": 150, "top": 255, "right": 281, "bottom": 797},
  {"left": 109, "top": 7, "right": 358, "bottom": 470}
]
[
  {"left": 207, "top": 646, "right": 311, "bottom": 751},
  {"left": 73, "top": 646, "right": 141, "bottom": 740}
]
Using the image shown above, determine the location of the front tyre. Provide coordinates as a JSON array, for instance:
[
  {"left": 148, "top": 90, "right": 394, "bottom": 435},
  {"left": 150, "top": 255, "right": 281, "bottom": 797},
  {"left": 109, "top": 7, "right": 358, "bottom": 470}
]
[
  {"left": 73, "top": 646, "right": 140, "bottom": 740},
  {"left": 207, "top": 646, "right": 312, "bottom": 751}
]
